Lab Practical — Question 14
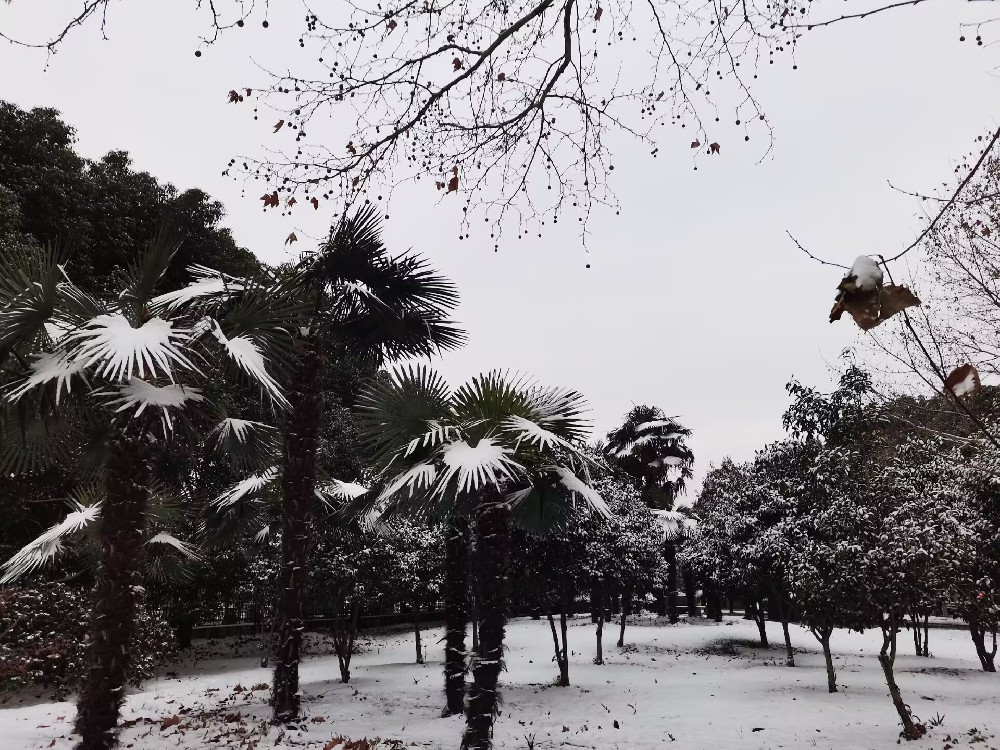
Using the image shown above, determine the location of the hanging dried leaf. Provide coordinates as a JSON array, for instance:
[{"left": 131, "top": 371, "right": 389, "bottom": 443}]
[
  {"left": 944, "top": 363, "right": 981, "bottom": 398},
  {"left": 830, "top": 267, "right": 920, "bottom": 330},
  {"left": 227, "top": 90, "right": 241, "bottom": 103},
  {"left": 260, "top": 192, "right": 280, "bottom": 208},
  {"left": 498, "top": 72, "right": 506, "bottom": 82},
  {"left": 273, "top": 119, "right": 285, "bottom": 133},
  {"left": 285, "top": 232, "right": 298, "bottom": 245},
  {"left": 452, "top": 57, "right": 464, "bottom": 71},
  {"left": 690, "top": 139, "right": 701, "bottom": 149},
  {"left": 311, "top": 197, "right": 319, "bottom": 210},
  {"left": 245, "top": 88, "right": 253, "bottom": 96},
  {"left": 595, "top": 6, "right": 604, "bottom": 20},
  {"left": 347, "top": 142, "right": 357, "bottom": 155},
  {"left": 387, "top": 19, "right": 398, "bottom": 32},
  {"left": 709, "top": 142, "right": 721, "bottom": 154},
  {"left": 286, "top": 197, "right": 297, "bottom": 208}
]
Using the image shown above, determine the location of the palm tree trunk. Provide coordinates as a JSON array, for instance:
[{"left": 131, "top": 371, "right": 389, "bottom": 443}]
[
  {"left": 272, "top": 344, "right": 325, "bottom": 722},
  {"left": 443, "top": 513, "right": 470, "bottom": 716},
  {"left": 463, "top": 488, "right": 511, "bottom": 750},
  {"left": 75, "top": 444, "right": 150, "bottom": 750}
]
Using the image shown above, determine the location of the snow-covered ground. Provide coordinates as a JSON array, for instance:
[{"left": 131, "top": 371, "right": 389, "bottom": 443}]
[{"left": 3, "top": 615, "right": 997, "bottom": 749}]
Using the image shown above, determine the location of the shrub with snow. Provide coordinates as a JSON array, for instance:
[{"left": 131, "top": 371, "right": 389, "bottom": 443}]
[{"left": 0, "top": 583, "right": 173, "bottom": 697}]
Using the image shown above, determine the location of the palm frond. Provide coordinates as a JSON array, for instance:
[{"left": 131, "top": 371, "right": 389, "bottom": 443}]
[
  {"left": 208, "top": 417, "right": 281, "bottom": 472},
  {"left": 69, "top": 313, "right": 198, "bottom": 382},
  {"left": 0, "top": 499, "right": 101, "bottom": 583},
  {"left": 150, "top": 264, "right": 247, "bottom": 313},
  {"left": 0, "top": 243, "right": 67, "bottom": 360},
  {"left": 118, "top": 222, "right": 183, "bottom": 322},
  {"left": 357, "top": 363, "right": 452, "bottom": 465},
  {"left": 213, "top": 466, "right": 281, "bottom": 508},
  {"left": 209, "top": 322, "right": 288, "bottom": 407}
]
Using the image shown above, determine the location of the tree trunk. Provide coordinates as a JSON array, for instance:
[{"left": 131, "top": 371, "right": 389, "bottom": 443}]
[
  {"left": 74, "top": 445, "right": 150, "bottom": 750},
  {"left": 272, "top": 344, "right": 324, "bottom": 723},
  {"left": 816, "top": 628, "right": 837, "bottom": 693},
  {"left": 443, "top": 513, "right": 470, "bottom": 716},
  {"left": 335, "top": 598, "right": 362, "bottom": 683},
  {"left": 968, "top": 620, "right": 998, "bottom": 672},
  {"left": 748, "top": 598, "right": 768, "bottom": 647},
  {"left": 776, "top": 595, "right": 794, "bottom": 667},
  {"left": 922, "top": 614, "right": 929, "bottom": 658},
  {"left": 665, "top": 542, "right": 679, "bottom": 624},
  {"left": 879, "top": 618, "right": 922, "bottom": 740},
  {"left": 463, "top": 489, "right": 511, "bottom": 750},
  {"left": 558, "top": 584, "right": 570, "bottom": 686},
  {"left": 616, "top": 586, "right": 633, "bottom": 648},
  {"left": 414, "top": 601, "right": 424, "bottom": 665},
  {"left": 683, "top": 566, "right": 698, "bottom": 617},
  {"left": 590, "top": 585, "right": 600, "bottom": 624},
  {"left": 593, "top": 576, "right": 605, "bottom": 665}
]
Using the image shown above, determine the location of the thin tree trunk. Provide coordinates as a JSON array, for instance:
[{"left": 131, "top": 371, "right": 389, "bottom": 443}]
[
  {"left": 616, "top": 586, "right": 632, "bottom": 648},
  {"left": 463, "top": 489, "right": 511, "bottom": 750},
  {"left": 910, "top": 611, "right": 923, "bottom": 657},
  {"left": 336, "top": 598, "right": 362, "bottom": 683},
  {"left": 968, "top": 619, "right": 998, "bottom": 672},
  {"left": 558, "top": 584, "right": 570, "bottom": 686},
  {"left": 776, "top": 594, "right": 794, "bottom": 667},
  {"left": 922, "top": 614, "right": 929, "bottom": 658},
  {"left": 593, "top": 576, "right": 605, "bottom": 665},
  {"left": 665, "top": 542, "right": 679, "bottom": 624},
  {"left": 814, "top": 628, "right": 837, "bottom": 693},
  {"left": 414, "top": 600, "right": 424, "bottom": 665},
  {"left": 272, "top": 344, "right": 324, "bottom": 722},
  {"left": 590, "top": 585, "right": 600, "bottom": 624},
  {"left": 443, "top": 513, "right": 470, "bottom": 716},
  {"left": 683, "top": 566, "right": 698, "bottom": 617},
  {"left": 879, "top": 617, "right": 921, "bottom": 740},
  {"left": 748, "top": 598, "right": 768, "bottom": 647},
  {"left": 74, "top": 445, "right": 150, "bottom": 750}
]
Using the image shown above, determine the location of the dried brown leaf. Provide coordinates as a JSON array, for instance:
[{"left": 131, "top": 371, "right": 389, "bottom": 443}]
[
  {"left": 273, "top": 119, "right": 284, "bottom": 133},
  {"left": 944, "top": 363, "right": 981, "bottom": 398}
]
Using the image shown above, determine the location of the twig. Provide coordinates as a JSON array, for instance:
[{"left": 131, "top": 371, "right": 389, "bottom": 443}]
[{"left": 786, "top": 231, "right": 849, "bottom": 270}]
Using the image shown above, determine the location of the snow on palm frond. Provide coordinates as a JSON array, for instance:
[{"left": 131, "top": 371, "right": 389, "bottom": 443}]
[
  {"left": 553, "top": 465, "right": 610, "bottom": 518},
  {"left": 505, "top": 485, "right": 534, "bottom": 508},
  {"left": 147, "top": 532, "right": 202, "bottom": 560},
  {"left": 208, "top": 417, "right": 279, "bottom": 469},
  {"left": 525, "top": 384, "right": 590, "bottom": 425},
  {"left": 210, "top": 322, "right": 288, "bottom": 407},
  {"left": 101, "top": 379, "right": 205, "bottom": 418},
  {"left": 652, "top": 509, "right": 697, "bottom": 541},
  {"left": 151, "top": 265, "right": 246, "bottom": 312},
  {"left": 635, "top": 419, "right": 684, "bottom": 434},
  {"left": 214, "top": 466, "right": 280, "bottom": 507},
  {"left": 254, "top": 525, "right": 273, "bottom": 542},
  {"left": 71, "top": 314, "right": 198, "bottom": 382},
  {"left": 501, "top": 415, "right": 575, "bottom": 453},
  {"left": 436, "top": 437, "right": 523, "bottom": 497},
  {"left": 5, "top": 351, "right": 88, "bottom": 404},
  {"left": 0, "top": 502, "right": 101, "bottom": 583},
  {"left": 316, "top": 479, "right": 369, "bottom": 508},
  {"left": 404, "top": 420, "right": 460, "bottom": 457},
  {"left": 377, "top": 460, "right": 438, "bottom": 502}
]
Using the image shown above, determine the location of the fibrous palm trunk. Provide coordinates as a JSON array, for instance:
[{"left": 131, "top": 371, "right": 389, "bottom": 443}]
[
  {"left": 443, "top": 512, "right": 470, "bottom": 716},
  {"left": 463, "top": 488, "right": 511, "bottom": 750},
  {"left": 272, "top": 343, "right": 325, "bottom": 722},
  {"left": 75, "top": 444, "right": 150, "bottom": 750}
]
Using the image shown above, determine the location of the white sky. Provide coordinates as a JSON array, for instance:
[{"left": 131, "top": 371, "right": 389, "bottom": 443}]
[{"left": 1, "top": 1, "right": 997, "bottom": 494}]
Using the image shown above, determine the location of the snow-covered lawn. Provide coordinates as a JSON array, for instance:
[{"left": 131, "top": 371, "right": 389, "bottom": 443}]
[{"left": 4, "top": 615, "right": 997, "bottom": 749}]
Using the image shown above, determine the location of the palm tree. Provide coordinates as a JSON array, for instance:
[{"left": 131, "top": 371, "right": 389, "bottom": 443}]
[
  {"left": 604, "top": 406, "right": 694, "bottom": 623},
  {"left": 0, "top": 232, "right": 301, "bottom": 750},
  {"left": 357, "top": 366, "right": 607, "bottom": 750},
  {"left": 267, "top": 205, "right": 464, "bottom": 722}
]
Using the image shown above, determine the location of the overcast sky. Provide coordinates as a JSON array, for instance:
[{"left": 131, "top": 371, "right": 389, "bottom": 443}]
[{"left": 1, "top": 1, "right": 997, "bottom": 495}]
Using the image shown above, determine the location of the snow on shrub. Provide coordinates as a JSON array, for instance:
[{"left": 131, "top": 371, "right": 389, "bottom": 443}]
[{"left": 0, "top": 583, "right": 173, "bottom": 696}]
